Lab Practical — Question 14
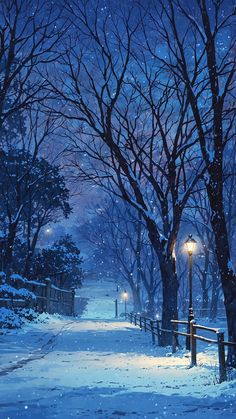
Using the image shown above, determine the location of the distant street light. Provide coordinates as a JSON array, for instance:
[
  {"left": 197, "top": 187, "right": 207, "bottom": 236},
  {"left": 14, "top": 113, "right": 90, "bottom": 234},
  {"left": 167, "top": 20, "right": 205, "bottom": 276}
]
[
  {"left": 123, "top": 290, "right": 128, "bottom": 319},
  {"left": 185, "top": 234, "right": 197, "bottom": 350},
  {"left": 45, "top": 227, "right": 53, "bottom": 235}
]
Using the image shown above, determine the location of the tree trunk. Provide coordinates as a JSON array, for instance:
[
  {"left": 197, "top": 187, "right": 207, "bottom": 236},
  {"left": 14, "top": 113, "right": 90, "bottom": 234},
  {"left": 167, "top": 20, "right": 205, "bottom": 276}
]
[
  {"left": 207, "top": 184, "right": 236, "bottom": 366},
  {"left": 23, "top": 228, "right": 41, "bottom": 278},
  {"left": 24, "top": 251, "right": 34, "bottom": 278},
  {"left": 200, "top": 248, "right": 210, "bottom": 317},
  {"left": 146, "top": 291, "right": 156, "bottom": 318},
  {"left": 159, "top": 256, "right": 179, "bottom": 346},
  {"left": 135, "top": 211, "right": 142, "bottom": 292},
  {"left": 130, "top": 283, "right": 142, "bottom": 313},
  {"left": 5, "top": 222, "right": 18, "bottom": 271},
  {"left": 147, "top": 222, "right": 179, "bottom": 346}
]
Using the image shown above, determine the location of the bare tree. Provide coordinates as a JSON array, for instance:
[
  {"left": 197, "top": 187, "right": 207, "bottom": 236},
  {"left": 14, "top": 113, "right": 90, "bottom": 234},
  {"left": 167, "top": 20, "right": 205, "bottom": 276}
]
[
  {"left": 80, "top": 197, "right": 161, "bottom": 315},
  {"left": 51, "top": 1, "right": 205, "bottom": 344},
  {"left": 0, "top": 0, "right": 65, "bottom": 129},
  {"left": 147, "top": 0, "right": 236, "bottom": 364}
]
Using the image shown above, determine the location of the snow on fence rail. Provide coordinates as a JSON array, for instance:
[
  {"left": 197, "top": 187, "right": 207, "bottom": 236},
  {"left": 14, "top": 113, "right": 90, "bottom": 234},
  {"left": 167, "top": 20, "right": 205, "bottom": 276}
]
[
  {"left": 0, "top": 276, "right": 75, "bottom": 317},
  {"left": 127, "top": 312, "right": 236, "bottom": 383}
]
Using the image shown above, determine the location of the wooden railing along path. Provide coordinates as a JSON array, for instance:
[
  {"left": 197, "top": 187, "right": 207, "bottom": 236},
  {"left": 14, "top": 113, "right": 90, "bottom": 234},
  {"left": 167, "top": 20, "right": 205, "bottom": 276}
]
[
  {"left": 127, "top": 312, "right": 236, "bottom": 383},
  {"left": 0, "top": 277, "right": 75, "bottom": 316}
]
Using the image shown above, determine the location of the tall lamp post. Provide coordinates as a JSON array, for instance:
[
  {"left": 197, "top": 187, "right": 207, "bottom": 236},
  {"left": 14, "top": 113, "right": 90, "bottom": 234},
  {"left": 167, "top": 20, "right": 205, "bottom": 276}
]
[
  {"left": 185, "top": 234, "right": 197, "bottom": 350},
  {"left": 115, "top": 284, "right": 119, "bottom": 318},
  {"left": 123, "top": 290, "right": 128, "bottom": 319}
]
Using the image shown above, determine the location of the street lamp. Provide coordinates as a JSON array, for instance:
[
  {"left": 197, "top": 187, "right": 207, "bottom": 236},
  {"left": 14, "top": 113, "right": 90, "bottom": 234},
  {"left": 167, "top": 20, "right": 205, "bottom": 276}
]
[
  {"left": 45, "top": 227, "right": 53, "bottom": 235},
  {"left": 185, "top": 234, "right": 197, "bottom": 350},
  {"left": 115, "top": 284, "right": 119, "bottom": 318},
  {"left": 123, "top": 290, "right": 128, "bottom": 319}
]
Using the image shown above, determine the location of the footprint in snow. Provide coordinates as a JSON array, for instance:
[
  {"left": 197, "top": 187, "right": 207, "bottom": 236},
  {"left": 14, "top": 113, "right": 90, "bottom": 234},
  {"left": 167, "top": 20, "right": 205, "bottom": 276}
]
[{"left": 112, "top": 411, "right": 126, "bottom": 416}]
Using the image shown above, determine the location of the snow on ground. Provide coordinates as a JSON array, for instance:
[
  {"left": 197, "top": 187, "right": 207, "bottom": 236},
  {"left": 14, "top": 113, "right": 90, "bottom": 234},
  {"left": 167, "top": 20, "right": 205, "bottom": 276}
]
[
  {"left": 0, "top": 279, "right": 235, "bottom": 419},
  {"left": 76, "top": 278, "right": 132, "bottom": 319}
]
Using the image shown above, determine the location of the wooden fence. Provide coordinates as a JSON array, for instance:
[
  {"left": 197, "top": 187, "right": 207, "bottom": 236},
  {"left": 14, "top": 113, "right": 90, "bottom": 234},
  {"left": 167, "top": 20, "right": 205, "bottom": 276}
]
[
  {"left": 0, "top": 277, "right": 75, "bottom": 317},
  {"left": 127, "top": 312, "right": 236, "bottom": 383}
]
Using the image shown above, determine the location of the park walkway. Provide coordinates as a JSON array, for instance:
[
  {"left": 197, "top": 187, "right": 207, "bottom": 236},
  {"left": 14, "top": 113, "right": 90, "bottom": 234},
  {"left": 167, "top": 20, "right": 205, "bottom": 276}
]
[{"left": 0, "top": 279, "right": 235, "bottom": 418}]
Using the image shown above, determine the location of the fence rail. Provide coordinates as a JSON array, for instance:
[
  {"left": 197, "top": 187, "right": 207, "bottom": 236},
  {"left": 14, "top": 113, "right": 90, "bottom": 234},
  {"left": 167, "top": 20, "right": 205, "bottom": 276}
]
[
  {"left": 127, "top": 312, "right": 236, "bottom": 383},
  {"left": 0, "top": 277, "right": 75, "bottom": 317}
]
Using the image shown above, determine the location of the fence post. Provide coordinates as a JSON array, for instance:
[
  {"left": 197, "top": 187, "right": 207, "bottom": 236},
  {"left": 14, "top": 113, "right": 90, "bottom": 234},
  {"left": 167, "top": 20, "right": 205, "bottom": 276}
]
[
  {"left": 71, "top": 288, "right": 76, "bottom": 316},
  {"left": 130, "top": 312, "right": 133, "bottom": 323},
  {"left": 134, "top": 314, "right": 137, "bottom": 326},
  {"left": 217, "top": 331, "right": 227, "bottom": 383},
  {"left": 57, "top": 289, "right": 61, "bottom": 314},
  {"left": 139, "top": 315, "right": 142, "bottom": 329},
  {"left": 115, "top": 299, "right": 118, "bottom": 318},
  {"left": 150, "top": 320, "right": 155, "bottom": 345},
  {"left": 156, "top": 320, "right": 160, "bottom": 346},
  {"left": 171, "top": 321, "right": 177, "bottom": 354},
  {"left": 190, "top": 320, "right": 197, "bottom": 367},
  {"left": 38, "top": 284, "right": 44, "bottom": 313},
  {"left": 44, "top": 278, "right": 51, "bottom": 313}
]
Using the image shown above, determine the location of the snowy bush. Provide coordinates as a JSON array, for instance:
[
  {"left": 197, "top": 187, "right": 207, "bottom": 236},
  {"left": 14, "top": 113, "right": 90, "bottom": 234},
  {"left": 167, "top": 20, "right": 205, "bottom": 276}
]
[
  {"left": 0, "top": 308, "right": 23, "bottom": 329},
  {"left": 10, "top": 273, "right": 26, "bottom": 285},
  {"left": 0, "top": 272, "right": 6, "bottom": 282},
  {"left": 17, "top": 288, "right": 36, "bottom": 300},
  {"left": 15, "top": 307, "right": 38, "bottom": 322},
  {"left": 0, "top": 307, "right": 38, "bottom": 328},
  {"left": 0, "top": 284, "right": 20, "bottom": 297},
  {"left": 0, "top": 284, "right": 36, "bottom": 300},
  {"left": 0, "top": 272, "right": 38, "bottom": 329}
]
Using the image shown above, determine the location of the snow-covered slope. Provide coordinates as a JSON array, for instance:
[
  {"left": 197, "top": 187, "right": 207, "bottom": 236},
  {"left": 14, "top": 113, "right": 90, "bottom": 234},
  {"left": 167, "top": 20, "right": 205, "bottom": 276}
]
[{"left": 76, "top": 278, "right": 132, "bottom": 319}]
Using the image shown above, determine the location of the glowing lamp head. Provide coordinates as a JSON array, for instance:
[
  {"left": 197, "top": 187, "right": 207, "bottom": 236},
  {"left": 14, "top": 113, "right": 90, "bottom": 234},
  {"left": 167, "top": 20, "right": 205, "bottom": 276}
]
[
  {"left": 123, "top": 290, "right": 128, "bottom": 300},
  {"left": 185, "top": 234, "right": 197, "bottom": 255},
  {"left": 45, "top": 227, "right": 53, "bottom": 235}
]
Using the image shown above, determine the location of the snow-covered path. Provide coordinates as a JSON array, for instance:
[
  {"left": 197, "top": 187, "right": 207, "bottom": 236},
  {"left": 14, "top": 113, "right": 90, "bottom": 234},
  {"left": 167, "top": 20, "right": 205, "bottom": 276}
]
[
  {"left": 1, "top": 317, "right": 236, "bottom": 419},
  {"left": 0, "top": 279, "right": 235, "bottom": 418}
]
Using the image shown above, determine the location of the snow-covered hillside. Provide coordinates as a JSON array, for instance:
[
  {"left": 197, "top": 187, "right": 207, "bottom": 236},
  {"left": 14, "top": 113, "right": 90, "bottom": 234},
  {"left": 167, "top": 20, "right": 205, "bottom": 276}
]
[{"left": 76, "top": 278, "right": 132, "bottom": 319}]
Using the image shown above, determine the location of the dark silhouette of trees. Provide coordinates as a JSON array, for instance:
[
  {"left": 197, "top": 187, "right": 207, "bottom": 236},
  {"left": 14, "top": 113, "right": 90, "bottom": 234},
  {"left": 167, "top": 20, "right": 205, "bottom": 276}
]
[
  {"left": 0, "top": 148, "right": 71, "bottom": 274},
  {"left": 0, "top": 0, "right": 65, "bottom": 129},
  {"left": 33, "top": 235, "right": 83, "bottom": 289}
]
